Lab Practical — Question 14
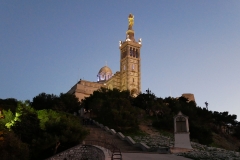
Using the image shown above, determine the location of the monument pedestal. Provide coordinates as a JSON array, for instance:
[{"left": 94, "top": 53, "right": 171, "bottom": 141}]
[
  {"left": 173, "top": 111, "right": 192, "bottom": 151},
  {"left": 174, "top": 132, "right": 192, "bottom": 149}
]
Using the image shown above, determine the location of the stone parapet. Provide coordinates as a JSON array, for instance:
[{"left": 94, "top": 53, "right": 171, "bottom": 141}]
[
  {"left": 125, "top": 136, "right": 136, "bottom": 145},
  {"left": 116, "top": 132, "right": 125, "bottom": 140}
]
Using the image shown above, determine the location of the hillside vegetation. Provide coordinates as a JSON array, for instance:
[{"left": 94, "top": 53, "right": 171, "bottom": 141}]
[
  {"left": 82, "top": 88, "right": 240, "bottom": 151},
  {"left": 0, "top": 93, "right": 88, "bottom": 160},
  {"left": 0, "top": 88, "right": 239, "bottom": 160}
]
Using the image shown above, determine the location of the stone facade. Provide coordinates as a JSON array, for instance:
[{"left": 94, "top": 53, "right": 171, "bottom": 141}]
[
  {"left": 118, "top": 39, "right": 141, "bottom": 97},
  {"left": 68, "top": 14, "right": 142, "bottom": 101},
  {"left": 68, "top": 80, "right": 103, "bottom": 101},
  {"left": 182, "top": 93, "right": 195, "bottom": 102}
]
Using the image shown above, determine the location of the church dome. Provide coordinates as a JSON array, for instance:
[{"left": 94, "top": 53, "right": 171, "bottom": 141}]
[
  {"left": 97, "top": 66, "right": 113, "bottom": 82},
  {"left": 98, "top": 66, "right": 112, "bottom": 74}
]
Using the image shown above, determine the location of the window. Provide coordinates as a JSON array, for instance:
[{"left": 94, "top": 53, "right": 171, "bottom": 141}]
[{"left": 130, "top": 47, "right": 133, "bottom": 56}]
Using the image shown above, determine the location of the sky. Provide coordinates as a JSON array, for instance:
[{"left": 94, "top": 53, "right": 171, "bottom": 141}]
[{"left": 1, "top": 1, "right": 240, "bottom": 120}]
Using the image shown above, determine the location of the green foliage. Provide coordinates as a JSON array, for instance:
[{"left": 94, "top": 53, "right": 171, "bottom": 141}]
[
  {"left": 159, "top": 96, "right": 214, "bottom": 145},
  {"left": 138, "top": 91, "right": 238, "bottom": 145},
  {"left": 0, "top": 98, "right": 18, "bottom": 113},
  {"left": 190, "top": 124, "right": 213, "bottom": 145},
  {"left": 0, "top": 99, "right": 88, "bottom": 159},
  {"left": 33, "top": 109, "right": 88, "bottom": 159},
  {"left": 0, "top": 131, "right": 29, "bottom": 160},
  {"left": 46, "top": 112, "right": 87, "bottom": 143},
  {"left": 59, "top": 93, "right": 81, "bottom": 113},
  {"left": 83, "top": 88, "right": 240, "bottom": 144},
  {"left": 133, "top": 89, "right": 157, "bottom": 111},
  {"left": 133, "top": 89, "right": 170, "bottom": 121},
  {"left": 11, "top": 107, "right": 41, "bottom": 144},
  {"left": 152, "top": 114, "right": 174, "bottom": 131},
  {"left": 82, "top": 88, "right": 139, "bottom": 131},
  {"left": 37, "top": 109, "right": 58, "bottom": 130},
  {"left": 31, "top": 93, "right": 58, "bottom": 110},
  {"left": 0, "top": 109, "right": 15, "bottom": 130},
  {"left": 32, "top": 93, "right": 81, "bottom": 113},
  {"left": 1, "top": 88, "right": 239, "bottom": 158},
  {"left": 234, "top": 122, "right": 240, "bottom": 139}
]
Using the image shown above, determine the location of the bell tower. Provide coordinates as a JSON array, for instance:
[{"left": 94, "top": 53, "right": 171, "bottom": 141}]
[{"left": 119, "top": 13, "right": 142, "bottom": 96}]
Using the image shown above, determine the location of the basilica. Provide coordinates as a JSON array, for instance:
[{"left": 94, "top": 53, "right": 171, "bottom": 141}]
[{"left": 68, "top": 14, "right": 142, "bottom": 101}]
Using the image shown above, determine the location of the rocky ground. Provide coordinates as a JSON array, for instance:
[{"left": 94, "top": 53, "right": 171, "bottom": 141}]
[
  {"left": 178, "top": 142, "right": 240, "bottom": 160},
  {"left": 85, "top": 119, "right": 240, "bottom": 159},
  {"left": 133, "top": 123, "right": 240, "bottom": 160}
]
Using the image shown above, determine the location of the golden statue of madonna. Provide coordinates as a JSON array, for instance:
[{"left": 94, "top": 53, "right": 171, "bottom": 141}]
[{"left": 128, "top": 13, "right": 134, "bottom": 30}]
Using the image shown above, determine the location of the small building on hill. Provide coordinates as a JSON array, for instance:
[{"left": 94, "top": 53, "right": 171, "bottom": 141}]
[{"left": 182, "top": 93, "right": 195, "bottom": 102}]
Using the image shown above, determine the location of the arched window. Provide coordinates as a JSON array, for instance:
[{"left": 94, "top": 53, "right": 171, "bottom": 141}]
[
  {"left": 130, "top": 47, "right": 133, "bottom": 56},
  {"left": 136, "top": 49, "right": 138, "bottom": 58},
  {"left": 133, "top": 48, "right": 136, "bottom": 57}
]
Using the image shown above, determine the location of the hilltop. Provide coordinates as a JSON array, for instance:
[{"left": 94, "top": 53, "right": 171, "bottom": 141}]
[
  {"left": 81, "top": 88, "right": 240, "bottom": 152},
  {"left": 0, "top": 88, "right": 239, "bottom": 159}
]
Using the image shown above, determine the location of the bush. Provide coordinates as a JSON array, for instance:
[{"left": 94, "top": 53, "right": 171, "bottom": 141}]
[
  {"left": 190, "top": 125, "right": 213, "bottom": 145},
  {"left": 152, "top": 115, "right": 173, "bottom": 131},
  {"left": 0, "top": 131, "right": 29, "bottom": 160}
]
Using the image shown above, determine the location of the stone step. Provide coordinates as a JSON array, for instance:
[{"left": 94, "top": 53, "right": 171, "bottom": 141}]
[{"left": 84, "top": 125, "right": 141, "bottom": 152}]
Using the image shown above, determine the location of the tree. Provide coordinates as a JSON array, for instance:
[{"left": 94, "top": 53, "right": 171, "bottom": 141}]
[
  {"left": 82, "top": 88, "right": 139, "bottom": 131},
  {"left": 0, "top": 98, "right": 18, "bottom": 113},
  {"left": 0, "top": 109, "right": 15, "bottom": 130},
  {"left": 0, "top": 131, "right": 29, "bottom": 160},
  {"left": 11, "top": 104, "right": 41, "bottom": 144},
  {"left": 0, "top": 101, "right": 88, "bottom": 159},
  {"left": 234, "top": 122, "right": 240, "bottom": 139},
  {"left": 134, "top": 89, "right": 157, "bottom": 113},
  {"left": 32, "top": 93, "right": 58, "bottom": 110},
  {"left": 59, "top": 93, "right": 81, "bottom": 113},
  {"left": 32, "top": 93, "right": 81, "bottom": 113},
  {"left": 35, "top": 109, "right": 88, "bottom": 159}
]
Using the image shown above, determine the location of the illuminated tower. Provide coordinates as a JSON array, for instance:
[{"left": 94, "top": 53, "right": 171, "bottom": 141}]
[{"left": 119, "top": 13, "right": 142, "bottom": 96}]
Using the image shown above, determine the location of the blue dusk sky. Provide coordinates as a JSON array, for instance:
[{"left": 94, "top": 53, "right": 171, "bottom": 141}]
[{"left": 1, "top": 1, "right": 240, "bottom": 120}]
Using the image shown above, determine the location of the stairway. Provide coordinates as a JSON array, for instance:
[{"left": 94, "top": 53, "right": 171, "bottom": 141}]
[{"left": 84, "top": 124, "right": 142, "bottom": 152}]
